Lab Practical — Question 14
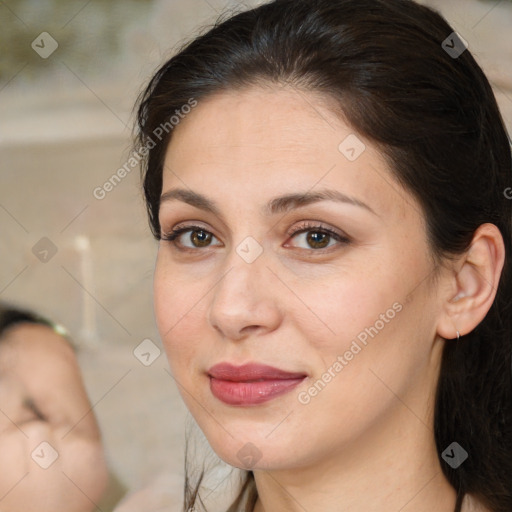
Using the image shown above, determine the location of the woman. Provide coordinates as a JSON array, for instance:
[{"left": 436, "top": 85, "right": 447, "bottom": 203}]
[{"left": 133, "top": 0, "right": 512, "bottom": 510}]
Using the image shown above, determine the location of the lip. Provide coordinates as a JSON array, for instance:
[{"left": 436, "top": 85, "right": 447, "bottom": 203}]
[{"left": 208, "top": 362, "right": 307, "bottom": 406}]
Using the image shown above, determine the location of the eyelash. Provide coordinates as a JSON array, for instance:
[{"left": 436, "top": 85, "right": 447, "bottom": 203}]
[{"left": 161, "top": 221, "right": 351, "bottom": 252}]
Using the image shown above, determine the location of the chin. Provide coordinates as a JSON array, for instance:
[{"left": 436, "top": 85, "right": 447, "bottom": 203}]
[{"left": 194, "top": 417, "right": 297, "bottom": 471}]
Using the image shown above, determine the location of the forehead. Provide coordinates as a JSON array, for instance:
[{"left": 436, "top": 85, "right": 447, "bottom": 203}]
[
  {"left": 167, "top": 85, "right": 348, "bottom": 160},
  {"left": 162, "top": 85, "right": 412, "bottom": 222}
]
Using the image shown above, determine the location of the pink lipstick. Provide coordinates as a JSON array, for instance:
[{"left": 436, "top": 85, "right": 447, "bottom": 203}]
[{"left": 208, "top": 362, "right": 307, "bottom": 406}]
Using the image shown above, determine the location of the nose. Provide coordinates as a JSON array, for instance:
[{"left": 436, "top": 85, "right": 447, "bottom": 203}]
[{"left": 208, "top": 249, "right": 283, "bottom": 341}]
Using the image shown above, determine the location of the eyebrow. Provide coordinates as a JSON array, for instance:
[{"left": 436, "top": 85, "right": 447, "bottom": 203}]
[{"left": 159, "top": 187, "right": 377, "bottom": 217}]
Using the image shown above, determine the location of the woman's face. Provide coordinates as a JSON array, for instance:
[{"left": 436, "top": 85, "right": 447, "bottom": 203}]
[{"left": 154, "top": 85, "right": 445, "bottom": 471}]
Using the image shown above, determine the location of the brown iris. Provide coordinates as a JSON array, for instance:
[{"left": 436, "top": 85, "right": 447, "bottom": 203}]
[
  {"left": 191, "top": 229, "right": 212, "bottom": 247},
  {"left": 306, "top": 231, "right": 330, "bottom": 249}
]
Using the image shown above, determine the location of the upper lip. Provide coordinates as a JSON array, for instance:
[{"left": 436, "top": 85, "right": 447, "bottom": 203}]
[{"left": 208, "top": 362, "right": 307, "bottom": 382}]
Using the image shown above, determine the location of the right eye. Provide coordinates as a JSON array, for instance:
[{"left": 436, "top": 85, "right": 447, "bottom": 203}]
[{"left": 161, "top": 224, "right": 222, "bottom": 250}]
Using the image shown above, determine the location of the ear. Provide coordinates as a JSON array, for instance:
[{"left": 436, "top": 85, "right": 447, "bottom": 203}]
[{"left": 437, "top": 223, "right": 505, "bottom": 340}]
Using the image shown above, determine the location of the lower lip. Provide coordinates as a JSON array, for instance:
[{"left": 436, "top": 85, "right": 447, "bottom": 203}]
[{"left": 209, "top": 376, "right": 306, "bottom": 406}]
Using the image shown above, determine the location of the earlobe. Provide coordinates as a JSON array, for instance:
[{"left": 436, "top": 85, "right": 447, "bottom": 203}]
[{"left": 436, "top": 223, "right": 505, "bottom": 341}]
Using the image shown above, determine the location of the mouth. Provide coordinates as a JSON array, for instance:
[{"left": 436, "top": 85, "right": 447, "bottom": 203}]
[{"left": 207, "top": 362, "right": 307, "bottom": 406}]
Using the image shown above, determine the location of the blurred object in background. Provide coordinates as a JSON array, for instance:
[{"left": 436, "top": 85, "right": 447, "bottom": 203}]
[{"left": 0, "top": 302, "right": 126, "bottom": 510}]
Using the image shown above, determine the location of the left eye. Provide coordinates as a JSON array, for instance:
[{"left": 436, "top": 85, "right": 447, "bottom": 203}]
[{"left": 285, "top": 224, "right": 350, "bottom": 250}]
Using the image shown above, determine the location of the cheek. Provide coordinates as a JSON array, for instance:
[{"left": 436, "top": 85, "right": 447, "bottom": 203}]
[
  {"left": 295, "top": 262, "right": 399, "bottom": 353},
  {"left": 292, "top": 259, "right": 420, "bottom": 413},
  {"left": 154, "top": 253, "right": 188, "bottom": 334},
  {"left": 299, "top": 269, "right": 433, "bottom": 420},
  {"left": 154, "top": 257, "right": 206, "bottom": 370}
]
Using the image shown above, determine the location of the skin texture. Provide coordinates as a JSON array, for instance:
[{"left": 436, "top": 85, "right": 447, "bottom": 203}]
[
  {"left": 0, "top": 323, "right": 108, "bottom": 511},
  {"left": 154, "top": 84, "right": 503, "bottom": 512}
]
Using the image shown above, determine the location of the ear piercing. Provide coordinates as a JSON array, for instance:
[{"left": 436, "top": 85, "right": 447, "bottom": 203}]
[{"left": 456, "top": 330, "right": 460, "bottom": 340}]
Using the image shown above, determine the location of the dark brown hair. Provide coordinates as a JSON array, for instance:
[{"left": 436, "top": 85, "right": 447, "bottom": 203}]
[
  {"left": 0, "top": 302, "right": 53, "bottom": 338},
  {"left": 135, "top": 0, "right": 512, "bottom": 510},
  {"left": 0, "top": 302, "right": 74, "bottom": 349}
]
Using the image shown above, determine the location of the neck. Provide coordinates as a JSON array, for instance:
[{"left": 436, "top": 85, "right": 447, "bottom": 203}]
[{"left": 252, "top": 398, "right": 457, "bottom": 512}]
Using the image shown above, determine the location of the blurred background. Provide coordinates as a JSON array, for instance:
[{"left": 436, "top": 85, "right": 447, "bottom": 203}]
[{"left": 0, "top": 0, "right": 511, "bottom": 509}]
